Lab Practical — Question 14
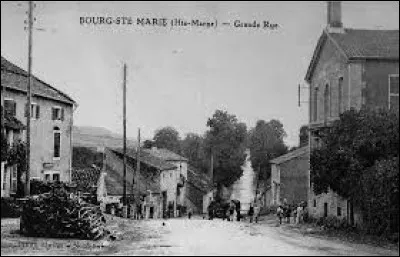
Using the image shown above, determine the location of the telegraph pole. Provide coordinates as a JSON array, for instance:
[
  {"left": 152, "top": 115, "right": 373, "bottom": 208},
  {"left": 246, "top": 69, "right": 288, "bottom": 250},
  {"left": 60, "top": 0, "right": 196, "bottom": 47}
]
[
  {"left": 136, "top": 128, "right": 141, "bottom": 204},
  {"left": 122, "top": 64, "right": 127, "bottom": 206},
  {"left": 25, "top": 0, "right": 34, "bottom": 197}
]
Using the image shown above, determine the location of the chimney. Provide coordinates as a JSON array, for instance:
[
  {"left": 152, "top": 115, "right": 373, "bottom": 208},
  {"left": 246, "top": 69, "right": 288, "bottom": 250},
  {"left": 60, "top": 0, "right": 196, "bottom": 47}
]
[{"left": 326, "top": 1, "right": 345, "bottom": 33}]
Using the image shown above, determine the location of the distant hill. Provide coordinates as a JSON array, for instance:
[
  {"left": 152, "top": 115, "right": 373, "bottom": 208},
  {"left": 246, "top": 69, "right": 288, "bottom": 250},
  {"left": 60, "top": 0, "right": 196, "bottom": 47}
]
[{"left": 73, "top": 126, "right": 137, "bottom": 149}]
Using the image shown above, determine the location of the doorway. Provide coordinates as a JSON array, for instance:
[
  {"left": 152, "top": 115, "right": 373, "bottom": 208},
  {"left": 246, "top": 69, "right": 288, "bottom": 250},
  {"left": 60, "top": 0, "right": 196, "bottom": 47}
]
[{"left": 324, "top": 203, "right": 328, "bottom": 218}]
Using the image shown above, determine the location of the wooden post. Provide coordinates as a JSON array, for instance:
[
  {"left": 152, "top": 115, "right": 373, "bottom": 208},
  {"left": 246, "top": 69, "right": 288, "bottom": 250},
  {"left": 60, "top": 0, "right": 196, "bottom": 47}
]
[
  {"left": 123, "top": 64, "right": 127, "bottom": 206},
  {"left": 25, "top": 0, "right": 34, "bottom": 197}
]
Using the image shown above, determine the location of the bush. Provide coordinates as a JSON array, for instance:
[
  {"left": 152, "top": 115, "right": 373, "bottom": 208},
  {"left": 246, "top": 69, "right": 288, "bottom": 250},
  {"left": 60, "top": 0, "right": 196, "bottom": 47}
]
[
  {"left": 1, "top": 198, "right": 23, "bottom": 218},
  {"left": 313, "top": 215, "right": 350, "bottom": 230}
]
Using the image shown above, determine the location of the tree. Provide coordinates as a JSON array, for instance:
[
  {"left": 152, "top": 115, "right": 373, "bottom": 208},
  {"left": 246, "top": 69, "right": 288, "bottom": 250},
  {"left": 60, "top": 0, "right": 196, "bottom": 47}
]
[
  {"left": 153, "top": 126, "right": 181, "bottom": 153},
  {"left": 310, "top": 109, "right": 399, "bottom": 235},
  {"left": 248, "top": 119, "right": 288, "bottom": 182},
  {"left": 142, "top": 140, "right": 155, "bottom": 149},
  {"left": 7, "top": 140, "right": 27, "bottom": 197},
  {"left": 204, "top": 110, "right": 248, "bottom": 187},
  {"left": 181, "top": 133, "right": 207, "bottom": 173}
]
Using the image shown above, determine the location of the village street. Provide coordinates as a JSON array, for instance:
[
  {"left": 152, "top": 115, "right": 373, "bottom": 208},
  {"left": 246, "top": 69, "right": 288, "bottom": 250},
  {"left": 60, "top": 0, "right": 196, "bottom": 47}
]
[{"left": 2, "top": 216, "right": 399, "bottom": 256}]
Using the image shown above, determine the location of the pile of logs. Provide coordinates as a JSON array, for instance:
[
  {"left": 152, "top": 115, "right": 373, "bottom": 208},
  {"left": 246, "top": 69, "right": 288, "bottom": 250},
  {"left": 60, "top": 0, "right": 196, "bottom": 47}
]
[{"left": 20, "top": 187, "right": 109, "bottom": 240}]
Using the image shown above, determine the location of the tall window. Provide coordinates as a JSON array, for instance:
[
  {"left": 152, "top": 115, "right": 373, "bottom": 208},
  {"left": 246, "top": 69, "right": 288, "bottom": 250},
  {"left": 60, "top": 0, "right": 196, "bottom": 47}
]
[
  {"left": 313, "top": 88, "right": 319, "bottom": 122},
  {"left": 4, "top": 99, "right": 16, "bottom": 116},
  {"left": 389, "top": 75, "right": 399, "bottom": 110},
  {"left": 10, "top": 166, "right": 17, "bottom": 193},
  {"left": 53, "top": 127, "right": 61, "bottom": 159},
  {"left": 338, "top": 77, "right": 343, "bottom": 115},
  {"left": 324, "top": 84, "right": 330, "bottom": 122}
]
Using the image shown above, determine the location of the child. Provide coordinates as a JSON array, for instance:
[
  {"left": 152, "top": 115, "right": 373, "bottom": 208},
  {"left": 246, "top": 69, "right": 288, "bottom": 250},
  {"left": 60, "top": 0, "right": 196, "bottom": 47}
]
[{"left": 277, "top": 205, "right": 283, "bottom": 225}]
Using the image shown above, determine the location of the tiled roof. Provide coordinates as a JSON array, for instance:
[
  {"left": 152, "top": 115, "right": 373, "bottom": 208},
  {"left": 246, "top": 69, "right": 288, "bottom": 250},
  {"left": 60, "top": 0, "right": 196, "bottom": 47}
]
[
  {"left": 104, "top": 162, "right": 159, "bottom": 196},
  {"left": 104, "top": 149, "right": 161, "bottom": 195},
  {"left": 329, "top": 29, "right": 399, "bottom": 60},
  {"left": 143, "top": 148, "right": 188, "bottom": 162},
  {"left": 305, "top": 28, "right": 399, "bottom": 83},
  {"left": 270, "top": 146, "right": 309, "bottom": 165},
  {"left": 187, "top": 165, "right": 212, "bottom": 193},
  {"left": 112, "top": 148, "right": 176, "bottom": 171},
  {"left": 1, "top": 56, "right": 75, "bottom": 105}
]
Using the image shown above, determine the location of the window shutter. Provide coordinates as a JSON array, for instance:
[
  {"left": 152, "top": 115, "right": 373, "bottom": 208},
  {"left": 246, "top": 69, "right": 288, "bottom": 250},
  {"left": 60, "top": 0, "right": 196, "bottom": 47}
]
[
  {"left": 36, "top": 105, "right": 40, "bottom": 119},
  {"left": 24, "top": 103, "right": 28, "bottom": 117},
  {"left": 52, "top": 108, "right": 56, "bottom": 120},
  {"left": 61, "top": 108, "right": 65, "bottom": 121},
  {"left": 12, "top": 102, "right": 17, "bottom": 116}
]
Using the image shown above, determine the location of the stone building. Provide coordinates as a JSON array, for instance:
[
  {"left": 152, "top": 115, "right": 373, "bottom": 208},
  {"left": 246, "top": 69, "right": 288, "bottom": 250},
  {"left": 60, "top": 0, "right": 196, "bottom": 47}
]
[
  {"left": 99, "top": 147, "right": 175, "bottom": 219},
  {"left": 1, "top": 56, "right": 76, "bottom": 197},
  {"left": 143, "top": 147, "right": 211, "bottom": 217},
  {"left": 268, "top": 146, "right": 309, "bottom": 207},
  {"left": 305, "top": 1, "right": 399, "bottom": 226}
]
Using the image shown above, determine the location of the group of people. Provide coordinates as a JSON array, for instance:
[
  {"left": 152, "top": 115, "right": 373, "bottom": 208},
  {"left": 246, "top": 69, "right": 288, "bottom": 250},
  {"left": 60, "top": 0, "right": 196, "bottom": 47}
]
[
  {"left": 276, "top": 199, "right": 306, "bottom": 225},
  {"left": 206, "top": 198, "right": 263, "bottom": 224}
]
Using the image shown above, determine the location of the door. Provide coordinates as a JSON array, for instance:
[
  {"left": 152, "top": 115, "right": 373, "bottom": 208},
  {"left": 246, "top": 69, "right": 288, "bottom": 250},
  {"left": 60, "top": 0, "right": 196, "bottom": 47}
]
[{"left": 324, "top": 203, "right": 328, "bottom": 218}]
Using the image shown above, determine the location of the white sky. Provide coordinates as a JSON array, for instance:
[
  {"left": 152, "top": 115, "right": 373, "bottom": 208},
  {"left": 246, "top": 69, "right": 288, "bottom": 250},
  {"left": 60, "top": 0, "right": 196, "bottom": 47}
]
[{"left": 1, "top": 1, "right": 399, "bottom": 146}]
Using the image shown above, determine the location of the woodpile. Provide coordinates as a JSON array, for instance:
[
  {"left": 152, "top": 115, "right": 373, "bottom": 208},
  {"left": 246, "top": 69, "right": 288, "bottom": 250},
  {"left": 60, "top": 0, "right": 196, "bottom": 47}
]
[{"left": 20, "top": 187, "right": 109, "bottom": 240}]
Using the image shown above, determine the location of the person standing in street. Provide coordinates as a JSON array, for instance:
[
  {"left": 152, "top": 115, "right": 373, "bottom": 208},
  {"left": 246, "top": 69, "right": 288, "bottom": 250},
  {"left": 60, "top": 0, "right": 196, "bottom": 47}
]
[
  {"left": 248, "top": 203, "right": 255, "bottom": 223},
  {"left": 277, "top": 205, "right": 283, "bottom": 225},
  {"left": 296, "top": 203, "right": 303, "bottom": 224},
  {"left": 188, "top": 207, "right": 193, "bottom": 219},
  {"left": 236, "top": 201, "right": 241, "bottom": 221}
]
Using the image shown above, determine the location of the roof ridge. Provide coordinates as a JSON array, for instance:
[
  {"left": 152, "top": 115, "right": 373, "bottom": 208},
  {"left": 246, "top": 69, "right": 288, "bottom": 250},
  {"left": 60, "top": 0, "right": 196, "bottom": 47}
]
[
  {"left": 344, "top": 28, "right": 399, "bottom": 32},
  {"left": 1, "top": 56, "right": 76, "bottom": 104}
]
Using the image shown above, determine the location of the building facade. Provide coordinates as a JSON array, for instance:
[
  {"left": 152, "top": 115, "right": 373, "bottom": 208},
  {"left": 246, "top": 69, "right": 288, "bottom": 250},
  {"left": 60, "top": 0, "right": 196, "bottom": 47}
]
[
  {"left": 305, "top": 2, "right": 399, "bottom": 226},
  {"left": 1, "top": 56, "right": 76, "bottom": 197},
  {"left": 144, "top": 147, "right": 188, "bottom": 217},
  {"left": 99, "top": 147, "right": 175, "bottom": 219},
  {"left": 268, "top": 147, "right": 309, "bottom": 207}
]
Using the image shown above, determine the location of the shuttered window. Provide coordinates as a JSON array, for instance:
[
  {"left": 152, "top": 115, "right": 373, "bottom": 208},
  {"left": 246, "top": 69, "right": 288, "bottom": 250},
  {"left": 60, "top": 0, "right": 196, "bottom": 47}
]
[
  {"left": 52, "top": 107, "right": 64, "bottom": 121},
  {"left": 4, "top": 99, "right": 16, "bottom": 116},
  {"left": 26, "top": 103, "right": 40, "bottom": 119}
]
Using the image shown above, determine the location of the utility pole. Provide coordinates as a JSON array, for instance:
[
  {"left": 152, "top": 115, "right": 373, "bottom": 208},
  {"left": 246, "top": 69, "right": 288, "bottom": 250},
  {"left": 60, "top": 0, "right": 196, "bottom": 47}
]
[
  {"left": 122, "top": 64, "right": 127, "bottom": 206},
  {"left": 136, "top": 128, "right": 141, "bottom": 204},
  {"left": 25, "top": 0, "right": 34, "bottom": 197}
]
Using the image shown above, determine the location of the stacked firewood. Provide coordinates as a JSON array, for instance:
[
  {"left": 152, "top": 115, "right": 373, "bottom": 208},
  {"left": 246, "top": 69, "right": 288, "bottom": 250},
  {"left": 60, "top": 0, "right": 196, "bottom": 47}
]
[{"left": 20, "top": 187, "right": 109, "bottom": 240}]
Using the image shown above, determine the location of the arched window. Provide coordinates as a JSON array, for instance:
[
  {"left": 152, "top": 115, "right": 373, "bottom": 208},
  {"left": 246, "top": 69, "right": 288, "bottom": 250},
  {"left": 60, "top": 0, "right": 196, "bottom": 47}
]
[
  {"left": 324, "top": 84, "right": 330, "bottom": 122},
  {"left": 338, "top": 77, "right": 343, "bottom": 115},
  {"left": 313, "top": 88, "right": 319, "bottom": 122},
  {"left": 53, "top": 126, "right": 61, "bottom": 159}
]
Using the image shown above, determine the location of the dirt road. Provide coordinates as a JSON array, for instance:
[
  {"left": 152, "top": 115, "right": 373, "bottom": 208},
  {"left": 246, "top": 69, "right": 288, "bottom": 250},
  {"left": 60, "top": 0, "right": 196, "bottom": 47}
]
[{"left": 1, "top": 217, "right": 399, "bottom": 256}]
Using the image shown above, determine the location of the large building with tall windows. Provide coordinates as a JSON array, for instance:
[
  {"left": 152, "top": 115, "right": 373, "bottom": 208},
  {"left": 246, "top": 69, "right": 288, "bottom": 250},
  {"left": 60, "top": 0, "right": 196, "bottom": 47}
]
[
  {"left": 305, "top": 2, "right": 398, "bottom": 226},
  {"left": 1, "top": 56, "right": 76, "bottom": 197}
]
